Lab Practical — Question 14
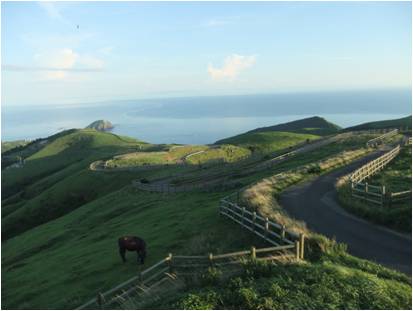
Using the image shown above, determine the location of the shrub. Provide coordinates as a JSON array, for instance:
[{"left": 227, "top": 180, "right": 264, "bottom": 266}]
[
  {"left": 307, "top": 164, "right": 322, "bottom": 174},
  {"left": 200, "top": 267, "right": 222, "bottom": 286}
]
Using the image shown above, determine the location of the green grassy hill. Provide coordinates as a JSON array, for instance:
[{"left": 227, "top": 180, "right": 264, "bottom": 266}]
[
  {"left": 216, "top": 131, "right": 321, "bottom": 154},
  {"left": 245, "top": 116, "right": 341, "bottom": 136},
  {"left": 1, "top": 129, "right": 149, "bottom": 239},
  {"left": 2, "top": 123, "right": 411, "bottom": 309},
  {"left": 343, "top": 115, "right": 411, "bottom": 132},
  {"left": 215, "top": 116, "right": 340, "bottom": 154},
  {"left": 1, "top": 140, "right": 30, "bottom": 153}
]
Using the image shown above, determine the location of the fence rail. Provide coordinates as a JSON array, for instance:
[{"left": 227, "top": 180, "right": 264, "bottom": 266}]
[
  {"left": 349, "top": 144, "right": 411, "bottom": 206},
  {"left": 350, "top": 145, "right": 400, "bottom": 183},
  {"left": 366, "top": 129, "right": 398, "bottom": 148},
  {"left": 219, "top": 198, "right": 304, "bottom": 259},
  {"left": 77, "top": 244, "right": 297, "bottom": 309}
]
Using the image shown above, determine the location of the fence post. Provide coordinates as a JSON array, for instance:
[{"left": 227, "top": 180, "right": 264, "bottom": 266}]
[
  {"left": 281, "top": 225, "right": 286, "bottom": 241},
  {"left": 265, "top": 218, "right": 269, "bottom": 239},
  {"left": 96, "top": 293, "right": 105, "bottom": 309},
  {"left": 168, "top": 253, "right": 173, "bottom": 273},
  {"left": 242, "top": 207, "right": 246, "bottom": 225},
  {"left": 252, "top": 212, "right": 256, "bottom": 232},
  {"left": 295, "top": 241, "right": 300, "bottom": 260},
  {"left": 365, "top": 182, "right": 368, "bottom": 200},
  {"left": 209, "top": 253, "right": 214, "bottom": 267},
  {"left": 299, "top": 234, "right": 305, "bottom": 259},
  {"left": 251, "top": 246, "right": 256, "bottom": 260},
  {"left": 382, "top": 186, "right": 386, "bottom": 207}
]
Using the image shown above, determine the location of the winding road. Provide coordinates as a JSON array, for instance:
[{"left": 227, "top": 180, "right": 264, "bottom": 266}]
[{"left": 279, "top": 150, "right": 412, "bottom": 274}]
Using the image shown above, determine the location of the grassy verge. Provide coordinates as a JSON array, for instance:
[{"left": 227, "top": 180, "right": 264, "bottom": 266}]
[
  {"left": 368, "top": 145, "right": 412, "bottom": 193},
  {"left": 240, "top": 148, "right": 371, "bottom": 233},
  {"left": 336, "top": 184, "right": 411, "bottom": 232}
]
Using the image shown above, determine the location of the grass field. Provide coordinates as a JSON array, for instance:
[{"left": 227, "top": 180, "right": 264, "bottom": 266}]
[
  {"left": 105, "top": 144, "right": 251, "bottom": 168},
  {"left": 2, "top": 125, "right": 411, "bottom": 309},
  {"left": 215, "top": 131, "right": 321, "bottom": 154}
]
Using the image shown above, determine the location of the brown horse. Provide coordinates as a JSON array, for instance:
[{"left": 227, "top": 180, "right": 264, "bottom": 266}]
[{"left": 118, "top": 236, "right": 146, "bottom": 264}]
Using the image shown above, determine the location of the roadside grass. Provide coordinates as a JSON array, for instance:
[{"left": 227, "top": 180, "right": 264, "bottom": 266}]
[
  {"left": 336, "top": 184, "right": 411, "bottom": 232},
  {"left": 215, "top": 131, "right": 321, "bottom": 154},
  {"left": 368, "top": 145, "right": 412, "bottom": 193},
  {"left": 240, "top": 148, "right": 371, "bottom": 234}
]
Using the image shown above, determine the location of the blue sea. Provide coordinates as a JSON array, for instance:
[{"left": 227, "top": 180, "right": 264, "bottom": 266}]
[{"left": 1, "top": 89, "right": 411, "bottom": 145}]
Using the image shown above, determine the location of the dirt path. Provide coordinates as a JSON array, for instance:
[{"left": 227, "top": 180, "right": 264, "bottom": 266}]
[{"left": 279, "top": 151, "right": 412, "bottom": 274}]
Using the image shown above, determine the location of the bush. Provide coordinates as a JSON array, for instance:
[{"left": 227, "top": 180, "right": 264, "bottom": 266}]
[
  {"left": 140, "top": 178, "right": 150, "bottom": 184},
  {"left": 307, "top": 164, "right": 322, "bottom": 174},
  {"left": 200, "top": 267, "right": 222, "bottom": 286}
]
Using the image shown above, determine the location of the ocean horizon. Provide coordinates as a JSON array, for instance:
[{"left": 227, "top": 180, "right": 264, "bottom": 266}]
[{"left": 2, "top": 89, "right": 411, "bottom": 145}]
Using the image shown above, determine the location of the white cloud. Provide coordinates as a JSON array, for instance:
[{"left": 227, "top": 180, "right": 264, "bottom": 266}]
[
  {"left": 208, "top": 54, "right": 256, "bottom": 81},
  {"left": 33, "top": 49, "right": 104, "bottom": 80},
  {"left": 38, "top": 2, "right": 66, "bottom": 21}
]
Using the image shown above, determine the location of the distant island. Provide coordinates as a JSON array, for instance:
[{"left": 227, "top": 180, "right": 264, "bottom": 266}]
[{"left": 85, "top": 120, "right": 114, "bottom": 132}]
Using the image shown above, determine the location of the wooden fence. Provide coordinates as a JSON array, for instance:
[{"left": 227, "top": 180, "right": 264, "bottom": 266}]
[
  {"left": 350, "top": 145, "right": 400, "bottom": 183},
  {"left": 219, "top": 199, "right": 304, "bottom": 258},
  {"left": 366, "top": 129, "right": 398, "bottom": 148},
  {"left": 76, "top": 244, "right": 298, "bottom": 310},
  {"left": 349, "top": 144, "right": 411, "bottom": 206}
]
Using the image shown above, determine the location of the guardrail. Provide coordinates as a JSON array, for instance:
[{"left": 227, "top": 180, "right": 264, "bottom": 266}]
[
  {"left": 76, "top": 244, "right": 298, "bottom": 309},
  {"left": 366, "top": 129, "right": 398, "bottom": 148}
]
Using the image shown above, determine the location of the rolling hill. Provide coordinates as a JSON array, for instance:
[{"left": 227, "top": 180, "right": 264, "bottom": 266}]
[
  {"left": 215, "top": 116, "right": 340, "bottom": 154},
  {"left": 245, "top": 116, "right": 341, "bottom": 135},
  {"left": 1, "top": 117, "right": 411, "bottom": 309},
  {"left": 343, "top": 115, "right": 411, "bottom": 132}
]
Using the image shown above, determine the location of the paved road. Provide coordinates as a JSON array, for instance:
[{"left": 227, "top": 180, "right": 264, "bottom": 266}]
[{"left": 279, "top": 150, "right": 412, "bottom": 274}]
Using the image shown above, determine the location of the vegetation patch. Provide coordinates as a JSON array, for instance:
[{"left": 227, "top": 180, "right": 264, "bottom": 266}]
[
  {"left": 141, "top": 258, "right": 411, "bottom": 310},
  {"left": 215, "top": 131, "right": 320, "bottom": 154}
]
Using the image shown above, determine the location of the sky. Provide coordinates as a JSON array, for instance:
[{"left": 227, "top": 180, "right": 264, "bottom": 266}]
[{"left": 1, "top": 1, "right": 412, "bottom": 106}]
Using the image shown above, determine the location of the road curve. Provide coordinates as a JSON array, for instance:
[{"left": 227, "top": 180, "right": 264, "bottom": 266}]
[{"left": 279, "top": 150, "right": 412, "bottom": 274}]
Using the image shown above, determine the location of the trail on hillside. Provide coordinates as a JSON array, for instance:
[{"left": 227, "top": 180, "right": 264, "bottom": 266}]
[{"left": 279, "top": 150, "right": 412, "bottom": 274}]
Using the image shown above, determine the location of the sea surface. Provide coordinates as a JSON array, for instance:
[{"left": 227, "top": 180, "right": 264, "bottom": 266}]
[{"left": 1, "top": 90, "right": 411, "bottom": 145}]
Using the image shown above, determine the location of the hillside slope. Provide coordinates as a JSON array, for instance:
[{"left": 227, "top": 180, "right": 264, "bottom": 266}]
[
  {"left": 246, "top": 116, "right": 341, "bottom": 135},
  {"left": 2, "top": 118, "right": 411, "bottom": 309},
  {"left": 343, "top": 115, "right": 411, "bottom": 131},
  {"left": 215, "top": 116, "right": 340, "bottom": 154}
]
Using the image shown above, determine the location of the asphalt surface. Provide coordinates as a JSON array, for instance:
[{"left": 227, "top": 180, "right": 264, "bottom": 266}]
[{"left": 279, "top": 150, "right": 412, "bottom": 274}]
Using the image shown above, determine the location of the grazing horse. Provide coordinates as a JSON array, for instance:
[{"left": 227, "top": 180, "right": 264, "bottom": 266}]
[{"left": 118, "top": 236, "right": 146, "bottom": 264}]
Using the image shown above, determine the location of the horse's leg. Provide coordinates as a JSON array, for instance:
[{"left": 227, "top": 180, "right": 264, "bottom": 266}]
[
  {"left": 136, "top": 250, "right": 141, "bottom": 264},
  {"left": 119, "top": 247, "right": 126, "bottom": 263}
]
